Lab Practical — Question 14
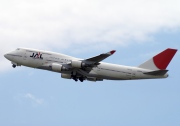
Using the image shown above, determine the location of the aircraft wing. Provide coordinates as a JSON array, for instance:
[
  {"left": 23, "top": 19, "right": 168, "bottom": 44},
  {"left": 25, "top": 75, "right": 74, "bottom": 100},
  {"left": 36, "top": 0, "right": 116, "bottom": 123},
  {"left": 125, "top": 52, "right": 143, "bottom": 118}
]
[{"left": 84, "top": 50, "right": 116, "bottom": 64}]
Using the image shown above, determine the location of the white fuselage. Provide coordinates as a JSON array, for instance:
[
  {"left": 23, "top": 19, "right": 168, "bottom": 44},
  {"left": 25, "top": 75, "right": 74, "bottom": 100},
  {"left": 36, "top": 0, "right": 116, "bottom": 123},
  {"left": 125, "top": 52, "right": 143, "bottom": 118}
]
[{"left": 4, "top": 48, "right": 168, "bottom": 81}]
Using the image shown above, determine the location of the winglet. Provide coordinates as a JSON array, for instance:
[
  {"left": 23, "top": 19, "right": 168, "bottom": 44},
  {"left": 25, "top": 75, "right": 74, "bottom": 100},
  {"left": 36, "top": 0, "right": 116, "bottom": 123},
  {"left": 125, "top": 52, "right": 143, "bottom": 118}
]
[{"left": 109, "top": 50, "right": 116, "bottom": 55}]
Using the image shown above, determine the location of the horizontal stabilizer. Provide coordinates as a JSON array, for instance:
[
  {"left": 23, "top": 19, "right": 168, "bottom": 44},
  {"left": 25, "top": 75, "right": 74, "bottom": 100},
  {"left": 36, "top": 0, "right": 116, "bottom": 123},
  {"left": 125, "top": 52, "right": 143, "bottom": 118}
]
[{"left": 143, "top": 70, "right": 168, "bottom": 75}]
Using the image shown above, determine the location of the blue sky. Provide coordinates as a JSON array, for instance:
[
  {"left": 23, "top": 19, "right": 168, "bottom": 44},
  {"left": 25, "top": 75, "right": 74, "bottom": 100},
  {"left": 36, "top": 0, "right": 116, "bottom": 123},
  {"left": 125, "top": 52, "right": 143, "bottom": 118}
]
[
  {"left": 0, "top": 33, "right": 179, "bottom": 126},
  {"left": 0, "top": 0, "right": 180, "bottom": 126}
]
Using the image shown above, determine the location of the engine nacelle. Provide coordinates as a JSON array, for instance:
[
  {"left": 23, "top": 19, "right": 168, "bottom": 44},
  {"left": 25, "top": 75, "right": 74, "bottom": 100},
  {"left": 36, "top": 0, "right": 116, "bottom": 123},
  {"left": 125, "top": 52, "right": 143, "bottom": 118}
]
[
  {"left": 61, "top": 73, "right": 71, "bottom": 79},
  {"left": 51, "top": 63, "right": 67, "bottom": 72},
  {"left": 71, "top": 60, "right": 86, "bottom": 68}
]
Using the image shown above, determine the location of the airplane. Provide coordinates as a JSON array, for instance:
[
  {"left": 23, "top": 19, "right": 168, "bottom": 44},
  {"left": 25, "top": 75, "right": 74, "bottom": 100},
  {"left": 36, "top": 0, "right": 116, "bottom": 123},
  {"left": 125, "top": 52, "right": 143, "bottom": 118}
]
[{"left": 4, "top": 48, "right": 177, "bottom": 82}]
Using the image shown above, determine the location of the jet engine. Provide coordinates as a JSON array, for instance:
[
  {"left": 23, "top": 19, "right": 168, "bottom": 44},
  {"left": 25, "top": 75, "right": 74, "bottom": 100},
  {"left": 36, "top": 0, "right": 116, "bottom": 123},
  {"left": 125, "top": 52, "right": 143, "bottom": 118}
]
[
  {"left": 71, "top": 60, "right": 87, "bottom": 68},
  {"left": 61, "top": 73, "right": 71, "bottom": 79},
  {"left": 51, "top": 63, "right": 67, "bottom": 72}
]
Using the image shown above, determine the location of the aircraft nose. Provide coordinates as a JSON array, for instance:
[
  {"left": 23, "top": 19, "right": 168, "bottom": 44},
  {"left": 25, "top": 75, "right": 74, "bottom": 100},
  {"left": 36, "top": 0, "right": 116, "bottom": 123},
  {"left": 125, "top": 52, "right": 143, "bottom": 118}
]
[
  {"left": 4, "top": 52, "right": 12, "bottom": 60},
  {"left": 4, "top": 50, "right": 19, "bottom": 61},
  {"left": 4, "top": 53, "right": 8, "bottom": 59}
]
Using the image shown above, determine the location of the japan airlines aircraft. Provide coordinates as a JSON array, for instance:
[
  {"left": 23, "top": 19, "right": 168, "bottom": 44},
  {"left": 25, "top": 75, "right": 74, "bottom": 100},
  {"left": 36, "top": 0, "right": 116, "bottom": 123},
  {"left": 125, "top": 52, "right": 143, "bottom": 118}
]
[{"left": 4, "top": 48, "right": 177, "bottom": 82}]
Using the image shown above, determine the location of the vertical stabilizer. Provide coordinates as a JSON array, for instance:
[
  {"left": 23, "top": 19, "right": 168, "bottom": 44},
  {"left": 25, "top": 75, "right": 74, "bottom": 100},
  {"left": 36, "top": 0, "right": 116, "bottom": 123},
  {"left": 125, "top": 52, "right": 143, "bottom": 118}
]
[{"left": 138, "top": 48, "right": 177, "bottom": 70}]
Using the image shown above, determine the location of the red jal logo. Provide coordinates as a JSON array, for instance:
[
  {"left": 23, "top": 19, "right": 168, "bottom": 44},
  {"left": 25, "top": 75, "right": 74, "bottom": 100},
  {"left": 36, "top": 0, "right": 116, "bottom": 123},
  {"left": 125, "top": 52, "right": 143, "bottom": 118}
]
[{"left": 30, "top": 52, "right": 43, "bottom": 59}]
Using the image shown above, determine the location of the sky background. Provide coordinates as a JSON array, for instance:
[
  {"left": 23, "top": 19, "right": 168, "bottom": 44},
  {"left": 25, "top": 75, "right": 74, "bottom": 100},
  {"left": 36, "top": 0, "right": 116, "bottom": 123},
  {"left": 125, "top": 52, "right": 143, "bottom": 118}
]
[{"left": 0, "top": 0, "right": 180, "bottom": 126}]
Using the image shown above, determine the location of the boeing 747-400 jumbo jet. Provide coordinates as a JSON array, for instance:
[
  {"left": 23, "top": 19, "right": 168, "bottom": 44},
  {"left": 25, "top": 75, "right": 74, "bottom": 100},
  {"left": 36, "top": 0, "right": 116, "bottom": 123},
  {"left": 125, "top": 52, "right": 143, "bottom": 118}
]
[{"left": 4, "top": 48, "right": 177, "bottom": 82}]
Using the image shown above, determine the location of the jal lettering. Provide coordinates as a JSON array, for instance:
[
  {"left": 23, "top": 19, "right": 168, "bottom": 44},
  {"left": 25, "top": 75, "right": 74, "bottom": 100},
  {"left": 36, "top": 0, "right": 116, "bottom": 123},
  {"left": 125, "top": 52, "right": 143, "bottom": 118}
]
[
  {"left": 30, "top": 53, "right": 34, "bottom": 57},
  {"left": 30, "top": 52, "right": 43, "bottom": 59},
  {"left": 40, "top": 54, "right": 43, "bottom": 59}
]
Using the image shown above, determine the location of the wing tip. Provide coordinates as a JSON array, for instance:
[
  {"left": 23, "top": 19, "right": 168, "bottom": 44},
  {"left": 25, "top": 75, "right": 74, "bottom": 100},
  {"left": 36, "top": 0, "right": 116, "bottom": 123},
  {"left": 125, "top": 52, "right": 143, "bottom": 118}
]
[{"left": 110, "top": 50, "right": 116, "bottom": 55}]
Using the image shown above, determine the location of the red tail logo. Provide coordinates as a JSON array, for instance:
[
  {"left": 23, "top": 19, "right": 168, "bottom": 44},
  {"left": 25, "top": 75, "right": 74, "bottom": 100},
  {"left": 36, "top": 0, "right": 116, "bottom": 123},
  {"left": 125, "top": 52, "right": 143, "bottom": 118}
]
[{"left": 153, "top": 48, "right": 177, "bottom": 70}]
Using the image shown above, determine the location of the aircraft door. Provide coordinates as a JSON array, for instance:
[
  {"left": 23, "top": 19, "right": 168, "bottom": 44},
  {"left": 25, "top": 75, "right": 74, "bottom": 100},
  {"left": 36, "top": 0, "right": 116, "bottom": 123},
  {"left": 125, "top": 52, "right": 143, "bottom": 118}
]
[
  {"left": 22, "top": 51, "right": 27, "bottom": 65},
  {"left": 126, "top": 69, "right": 136, "bottom": 79},
  {"left": 126, "top": 69, "right": 132, "bottom": 79},
  {"left": 23, "top": 52, "right": 27, "bottom": 60}
]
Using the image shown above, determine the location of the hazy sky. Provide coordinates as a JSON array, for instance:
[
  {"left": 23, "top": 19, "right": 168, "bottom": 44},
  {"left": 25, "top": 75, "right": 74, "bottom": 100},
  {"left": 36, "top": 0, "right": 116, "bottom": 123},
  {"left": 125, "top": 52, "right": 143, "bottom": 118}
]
[{"left": 0, "top": 0, "right": 180, "bottom": 126}]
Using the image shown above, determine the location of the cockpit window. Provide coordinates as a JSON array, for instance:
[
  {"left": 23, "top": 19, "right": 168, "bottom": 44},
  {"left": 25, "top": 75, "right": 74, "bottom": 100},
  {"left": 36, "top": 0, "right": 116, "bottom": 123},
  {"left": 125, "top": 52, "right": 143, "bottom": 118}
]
[{"left": 16, "top": 48, "right": 20, "bottom": 50}]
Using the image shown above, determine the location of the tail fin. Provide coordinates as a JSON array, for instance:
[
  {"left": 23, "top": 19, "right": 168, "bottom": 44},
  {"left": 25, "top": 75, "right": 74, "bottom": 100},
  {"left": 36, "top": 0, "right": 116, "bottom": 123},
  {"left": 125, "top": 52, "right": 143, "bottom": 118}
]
[{"left": 139, "top": 48, "right": 177, "bottom": 70}]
